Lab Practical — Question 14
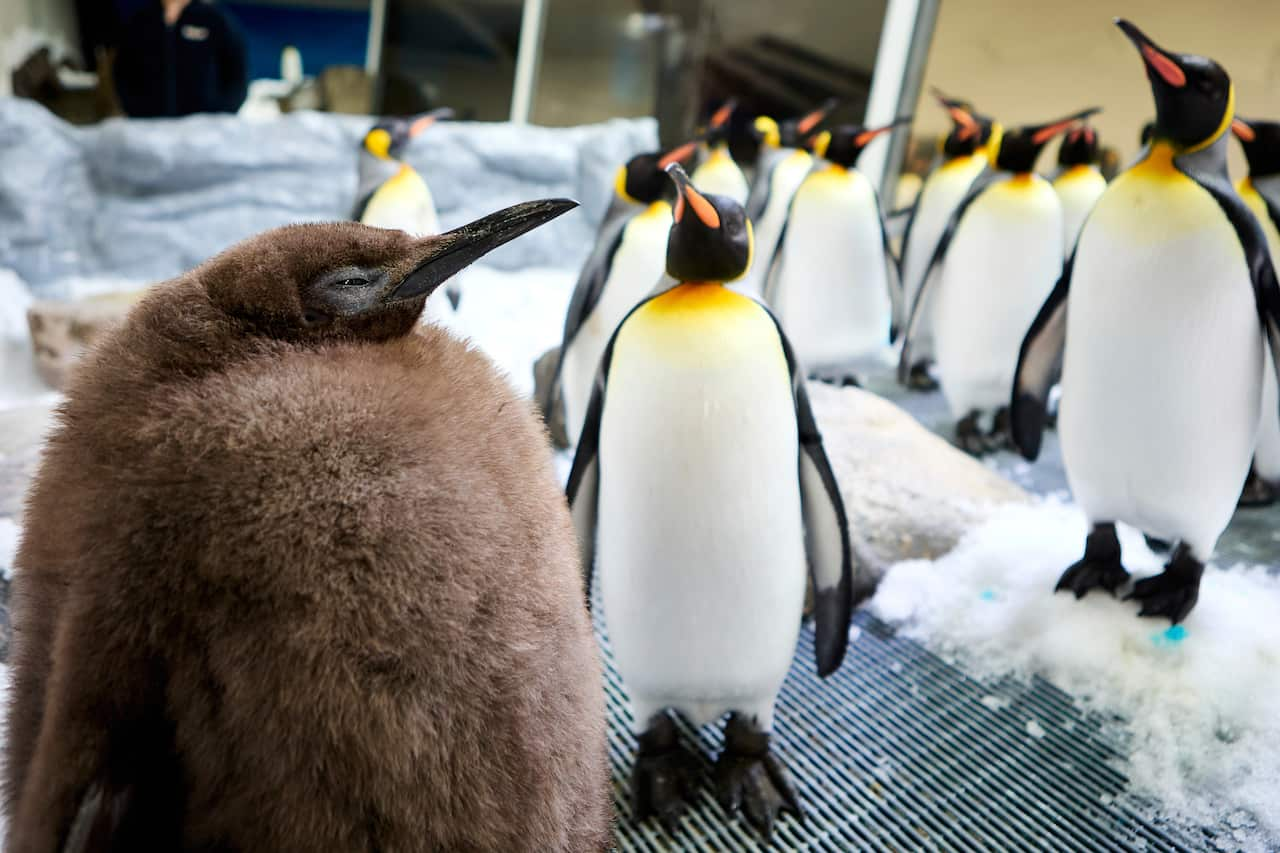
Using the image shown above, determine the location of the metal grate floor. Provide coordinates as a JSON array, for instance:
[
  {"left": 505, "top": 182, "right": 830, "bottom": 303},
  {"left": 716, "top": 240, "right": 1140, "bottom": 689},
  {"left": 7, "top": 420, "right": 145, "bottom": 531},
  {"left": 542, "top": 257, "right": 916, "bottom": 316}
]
[{"left": 600, "top": 608, "right": 1211, "bottom": 852}]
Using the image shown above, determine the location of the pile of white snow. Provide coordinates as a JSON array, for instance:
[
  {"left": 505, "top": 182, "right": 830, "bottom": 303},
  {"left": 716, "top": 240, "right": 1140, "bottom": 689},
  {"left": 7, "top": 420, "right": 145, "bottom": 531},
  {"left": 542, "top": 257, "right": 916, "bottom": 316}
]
[{"left": 873, "top": 500, "right": 1280, "bottom": 847}]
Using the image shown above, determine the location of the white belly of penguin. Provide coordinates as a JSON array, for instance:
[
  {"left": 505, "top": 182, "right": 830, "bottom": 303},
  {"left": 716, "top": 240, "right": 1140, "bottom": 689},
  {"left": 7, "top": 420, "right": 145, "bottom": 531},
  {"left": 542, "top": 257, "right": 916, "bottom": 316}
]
[
  {"left": 934, "top": 177, "right": 1062, "bottom": 416},
  {"left": 1054, "top": 167, "right": 1108, "bottom": 256},
  {"left": 1059, "top": 171, "right": 1262, "bottom": 556},
  {"left": 737, "top": 150, "right": 811, "bottom": 297},
  {"left": 561, "top": 211, "right": 670, "bottom": 445},
  {"left": 772, "top": 169, "right": 891, "bottom": 369},
  {"left": 901, "top": 156, "right": 986, "bottom": 359},
  {"left": 596, "top": 313, "right": 806, "bottom": 728}
]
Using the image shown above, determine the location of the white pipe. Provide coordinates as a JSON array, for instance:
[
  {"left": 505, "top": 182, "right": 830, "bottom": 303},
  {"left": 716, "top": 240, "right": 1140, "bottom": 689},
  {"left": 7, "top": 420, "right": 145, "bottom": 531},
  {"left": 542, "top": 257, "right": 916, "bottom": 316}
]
[
  {"left": 365, "top": 0, "right": 387, "bottom": 76},
  {"left": 509, "top": 0, "right": 549, "bottom": 124},
  {"left": 858, "top": 0, "right": 922, "bottom": 195}
]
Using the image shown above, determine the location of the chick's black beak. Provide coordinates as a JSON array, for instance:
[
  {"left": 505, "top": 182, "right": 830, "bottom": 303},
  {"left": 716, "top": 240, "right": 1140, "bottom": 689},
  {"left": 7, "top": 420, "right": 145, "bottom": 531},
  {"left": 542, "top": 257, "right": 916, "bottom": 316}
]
[
  {"left": 1116, "top": 19, "right": 1187, "bottom": 88},
  {"left": 389, "top": 198, "right": 578, "bottom": 301}
]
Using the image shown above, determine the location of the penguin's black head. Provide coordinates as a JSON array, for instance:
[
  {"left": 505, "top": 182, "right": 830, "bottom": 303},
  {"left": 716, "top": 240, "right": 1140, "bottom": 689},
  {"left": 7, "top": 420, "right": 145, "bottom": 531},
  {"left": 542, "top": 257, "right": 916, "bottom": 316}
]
[
  {"left": 205, "top": 199, "right": 577, "bottom": 342},
  {"left": 811, "top": 119, "right": 909, "bottom": 168},
  {"left": 754, "top": 99, "right": 838, "bottom": 150},
  {"left": 992, "top": 108, "right": 1101, "bottom": 173},
  {"left": 1117, "top": 19, "right": 1232, "bottom": 152},
  {"left": 614, "top": 142, "right": 697, "bottom": 205},
  {"left": 1232, "top": 117, "right": 1280, "bottom": 179},
  {"left": 361, "top": 107, "right": 454, "bottom": 161},
  {"left": 932, "top": 88, "right": 996, "bottom": 158},
  {"left": 663, "top": 164, "right": 752, "bottom": 283},
  {"left": 1057, "top": 124, "right": 1100, "bottom": 168}
]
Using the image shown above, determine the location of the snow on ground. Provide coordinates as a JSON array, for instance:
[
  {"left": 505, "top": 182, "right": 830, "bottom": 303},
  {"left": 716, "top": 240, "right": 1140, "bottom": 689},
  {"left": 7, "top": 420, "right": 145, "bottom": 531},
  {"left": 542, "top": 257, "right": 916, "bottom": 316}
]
[{"left": 873, "top": 499, "right": 1280, "bottom": 847}]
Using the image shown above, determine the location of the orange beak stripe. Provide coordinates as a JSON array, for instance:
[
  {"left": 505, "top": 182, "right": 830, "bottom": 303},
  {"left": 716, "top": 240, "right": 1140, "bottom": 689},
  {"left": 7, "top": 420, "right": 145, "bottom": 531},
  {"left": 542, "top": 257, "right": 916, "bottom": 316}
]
[
  {"left": 673, "top": 193, "right": 685, "bottom": 223},
  {"left": 409, "top": 116, "right": 436, "bottom": 137},
  {"left": 1031, "top": 119, "right": 1079, "bottom": 145},
  {"left": 685, "top": 187, "right": 720, "bottom": 228},
  {"left": 1233, "top": 119, "right": 1256, "bottom": 142},
  {"left": 854, "top": 126, "right": 894, "bottom": 147},
  {"left": 948, "top": 107, "right": 978, "bottom": 141},
  {"left": 711, "top": 101, "right": 735, "bottom": 129},
  {"left": 659, "top": 141, "right": 698, "bottom": 169},
  {"left": 797, "top": 107, "right": 826, "bottom": 135},
  {"left": 1142, "top": 44, "right": 1186, "bottom": 87}
]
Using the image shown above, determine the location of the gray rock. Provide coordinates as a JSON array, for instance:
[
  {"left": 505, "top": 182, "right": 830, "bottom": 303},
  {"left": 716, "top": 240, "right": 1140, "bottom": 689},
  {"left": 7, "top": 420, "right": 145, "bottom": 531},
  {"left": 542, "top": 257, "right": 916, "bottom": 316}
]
[
  {"left": 0, "top": 98, "right": 657, "bottom": 293},
  {"left": 808, "top": 383, "right": 1030, "bottom": 566}
]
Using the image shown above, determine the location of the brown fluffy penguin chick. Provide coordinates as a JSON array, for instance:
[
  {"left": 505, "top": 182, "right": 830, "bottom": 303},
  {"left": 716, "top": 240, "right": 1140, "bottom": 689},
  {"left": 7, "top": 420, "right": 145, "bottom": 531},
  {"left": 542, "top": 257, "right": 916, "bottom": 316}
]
[{"left": 5, "top": 200, "right": 614, "bottom": 853}]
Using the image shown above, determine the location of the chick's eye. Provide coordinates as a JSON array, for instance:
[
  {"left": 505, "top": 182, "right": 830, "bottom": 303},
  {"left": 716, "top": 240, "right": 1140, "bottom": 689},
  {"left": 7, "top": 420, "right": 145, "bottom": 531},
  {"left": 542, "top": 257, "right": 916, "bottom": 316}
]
[{"left": 336, "top": 277, "right": 367, "bottom": 288}]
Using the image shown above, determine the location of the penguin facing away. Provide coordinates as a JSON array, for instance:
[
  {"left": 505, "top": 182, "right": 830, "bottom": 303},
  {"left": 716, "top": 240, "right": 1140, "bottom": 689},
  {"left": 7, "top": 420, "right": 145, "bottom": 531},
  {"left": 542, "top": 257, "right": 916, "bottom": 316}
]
[
  {"left": 353, "top": 108, "right": 460, "bottom": 324},
  {"left": 900, "top": 106, "right": 1099, "bottom": 454},
  {"left": 1053, "top": 124, "right": 1108, "bottom": 256},
  {"left": 1012, "top": 20, "right": 1280, "bottom": 624},
  {"left": 691, "top": 99, "right": 751, "bottom": 205},
  {"left": 764, "top": 121, "right": 907, "bottom": 386},
  {"left": 567, "top": 163, "right": 873, "bottom": 836},
  {"left": 897, "top": 89, "right": 999, "bottom": 391},
  {"left": 5, "top": 201, "right": 615, "bottom": 851},
  {"left": 544, "top": 140, "right": 698, "bottom": 447},
  {"left": 1230, "top": 116, "right": 1280, "bottom": 507},
  {"left": 737, "top": 99, "right": 837, "bottom": 297}
]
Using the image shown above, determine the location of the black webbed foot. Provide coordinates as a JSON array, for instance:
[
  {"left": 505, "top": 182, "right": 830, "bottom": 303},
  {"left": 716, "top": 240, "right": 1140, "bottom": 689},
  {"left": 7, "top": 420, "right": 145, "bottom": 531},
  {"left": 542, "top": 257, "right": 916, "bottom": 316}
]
[
  {"left": 631, "top": 714, "right": 701, "bottom": 833},
  {"left": 955, "top": 411, "right": 992, "bottom": 455},
  {"left": 1238, "top": 466, "right": 1278, "bottom": 508},
  {"left": 713, "top": 714, "right": 802, "bottom": 838},
  {"left": 1126, "top": 544, "right": 1203, "bottom": 624},
  {"left": 906, "top": 361, "right": 939, "bottom": 391},
  {"left": 988, "top": 406, "right": 1014, "bottom": 451},
  {"left": 1056, "top": 523, "right": 1129, "bottom": 599}
]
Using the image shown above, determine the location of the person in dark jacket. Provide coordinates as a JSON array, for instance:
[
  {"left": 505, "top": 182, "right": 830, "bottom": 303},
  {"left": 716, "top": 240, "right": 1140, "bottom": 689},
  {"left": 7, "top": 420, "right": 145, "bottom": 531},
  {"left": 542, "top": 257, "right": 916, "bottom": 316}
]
[{"left": 114, "top": 0, "right": 248, "bottom": 117}]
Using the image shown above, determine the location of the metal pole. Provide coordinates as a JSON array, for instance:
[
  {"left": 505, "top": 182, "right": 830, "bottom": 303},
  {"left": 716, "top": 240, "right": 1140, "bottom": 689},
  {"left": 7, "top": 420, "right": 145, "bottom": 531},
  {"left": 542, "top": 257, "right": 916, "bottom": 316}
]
[
  {"left": 858, "top": 0, "right": 937, "bottom": 202},
  {"left": 365, "top": 0, "right": 388, "bottom": 77},
  {"left": 509, "top": 0, "right": 549, "bottom": 124}
]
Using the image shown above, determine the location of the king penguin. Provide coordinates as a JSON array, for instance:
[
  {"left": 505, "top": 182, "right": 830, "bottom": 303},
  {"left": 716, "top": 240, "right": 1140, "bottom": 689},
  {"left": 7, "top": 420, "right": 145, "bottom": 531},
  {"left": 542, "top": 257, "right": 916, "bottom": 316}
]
[
  {"left": 567, "top": 163, "right": 873, "bottom": 836},
  {"left": 900, "top": 106, "right": 1099, "bottom": 453},
  {"left": 691, "top": 99, "right": 750, "bottom": 205},
  {"left": 4, "top": 201, "right": 615, "bottom": 850},
  {"left": 764, "top": 121, "right": 906, "bottom": 386},
  {"left": 897, "top": 90, "right": 998, "bottom": 391},
  {"left": 1231, "top": 116, "right": 1280, "bottom": 506},
  {"left": 1011, "top": 20, "right": 1280, "bottom": 623},
  {"left": 1053, "top": 124, "right": 1108, "bottom": 256},
  {"left": 353, "top": 108, "right": 460, "bottom": 325},
  {"left": 736, "top": 99, "right": 837, "bottom": 297},
  {"left": 544, "top": 141, "right": 698, "bottom": 446}
]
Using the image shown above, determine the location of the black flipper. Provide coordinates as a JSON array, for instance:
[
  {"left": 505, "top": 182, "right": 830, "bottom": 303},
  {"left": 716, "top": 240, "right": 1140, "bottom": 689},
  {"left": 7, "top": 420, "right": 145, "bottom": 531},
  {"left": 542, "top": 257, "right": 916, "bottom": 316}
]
[
  {"left": 1176, "top": 142, "right": 1280, "bottom": 416},
  {"left": 541, "top": 212, "right": 631, "bottom": 417},
  {"left": 745, "top": 156, "right": 777, "bottom": 223},
  {"left": 1010, "top": 252, "right": 1074, "bottom": 461},
  {"left": 760, "top": 217, "right": 788, "bottom": 306},
  {"left": 763, "top": 309, "right": 868, "bottom": 676},
  {"left": 875, "top": 191, "right": 904, "bottom": 341},
  {"left": 897, "top": 171, "right": 998, "bottom": 384}
]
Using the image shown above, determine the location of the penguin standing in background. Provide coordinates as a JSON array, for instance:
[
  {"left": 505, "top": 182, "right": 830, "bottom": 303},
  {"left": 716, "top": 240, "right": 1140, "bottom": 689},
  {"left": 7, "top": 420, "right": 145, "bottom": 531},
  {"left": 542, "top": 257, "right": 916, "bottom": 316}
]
[
  {"left": 737, "top": 99, "right": 837, "bottom": 297},
  {"left": 568, "top": 164, "right": 873, "bottom": 836},
  {"left": 691, "top": 100, "right": 750, "bottom": 205},
  {"left": 5, "top": 202, "right": 615, "bottom": 850},
  {"left": 897, "top": 90, "right": 998, "bottom": 391},
  {"left": 1012, "top": 21, "right": 1280, "bottom": 624},
  {"left": 1053, "top": 124, "right": 1108, "bottom": 255},
  {"left": 544, "top": 141, "right": 697, "bottom": 446},
  {"left": 1230, "top": 116, "right": 1280, "bottom": 506},
  {"left": 900, "top": 106, "right": 1098, "bottom": 453},
  {"left": 354, "top": 109, "right": 460, "bottom": 324},
  {"left": 765, "top": 121, "right": 906, "bottom": 386}
]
